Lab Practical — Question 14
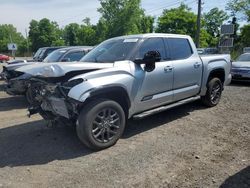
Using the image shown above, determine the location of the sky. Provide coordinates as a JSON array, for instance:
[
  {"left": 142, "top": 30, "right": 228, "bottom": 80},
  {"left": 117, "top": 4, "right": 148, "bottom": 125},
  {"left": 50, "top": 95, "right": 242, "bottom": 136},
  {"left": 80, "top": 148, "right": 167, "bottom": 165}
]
[{"left": 0, "top": 0, "right": 231, "bottom": 36}]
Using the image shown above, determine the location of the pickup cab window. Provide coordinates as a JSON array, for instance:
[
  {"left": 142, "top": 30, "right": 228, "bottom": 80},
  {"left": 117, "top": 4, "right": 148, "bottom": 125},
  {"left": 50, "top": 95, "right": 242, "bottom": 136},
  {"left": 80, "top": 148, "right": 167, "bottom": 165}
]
[
  {"left": 166, "top": 38, "right": 193, "bottom": 60},
  {"left": 135, "top": 38, "right": 166, "bottom": 60}
]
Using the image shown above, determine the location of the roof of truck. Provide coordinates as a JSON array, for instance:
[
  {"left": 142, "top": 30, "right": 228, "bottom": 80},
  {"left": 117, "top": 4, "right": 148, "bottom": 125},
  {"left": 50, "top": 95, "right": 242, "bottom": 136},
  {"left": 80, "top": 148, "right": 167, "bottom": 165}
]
[{"left": 112, "top": 33, "right": 191, "bottom": 40}]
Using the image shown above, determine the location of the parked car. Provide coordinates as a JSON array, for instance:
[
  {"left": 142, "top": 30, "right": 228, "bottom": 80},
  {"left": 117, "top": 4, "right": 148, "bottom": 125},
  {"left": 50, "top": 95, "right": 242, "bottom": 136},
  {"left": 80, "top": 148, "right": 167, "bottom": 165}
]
[
  {"left": 243, "top": 47, "right": 250, "bottom": 53},
  {"left": 18, "top": 33, "right": 231, "bottom": 150},
  {"left": 0, "top": 46, "right": 65, "bottom": 78},
  {"left": 0, "top": 54, "right": 10, "bottom": 63},
  {"left": 33, "top": 47, "right": 64, "bottom": 62},
  {"left": 43, "top": 46, "right": 92, "bottom": 63},
  {"left": 2, "top": 46, "right": 93, "bottom": 102},
  {"left": 231, "top": 53, "right": 250, "bottom": 81}
]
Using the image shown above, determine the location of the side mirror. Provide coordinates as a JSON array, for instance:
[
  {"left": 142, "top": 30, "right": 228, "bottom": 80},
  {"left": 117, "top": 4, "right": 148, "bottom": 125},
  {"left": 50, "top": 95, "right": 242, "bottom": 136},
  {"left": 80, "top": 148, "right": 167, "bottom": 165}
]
[
  {"left": 134, "top": 50, "right": 161, "bottom": 65},
  {"left": 144, "top": 50, "right": 161, "bottom": 64},
  {"left": 134, "top": 51, "right": 161, "bottom": 72}
]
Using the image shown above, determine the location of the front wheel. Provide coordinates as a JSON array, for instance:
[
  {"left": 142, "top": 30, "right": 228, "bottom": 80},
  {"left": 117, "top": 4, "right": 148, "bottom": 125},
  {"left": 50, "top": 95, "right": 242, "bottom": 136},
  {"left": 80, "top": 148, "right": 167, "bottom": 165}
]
[
  {"left": 26, "top": 87, "right": 37, "bottom": 105},
  {"left": 76, "top": 99, "right": 126, "bottom": 150},
  {"left": 201, "top": 77, "right": 223, "bottom": 107}
]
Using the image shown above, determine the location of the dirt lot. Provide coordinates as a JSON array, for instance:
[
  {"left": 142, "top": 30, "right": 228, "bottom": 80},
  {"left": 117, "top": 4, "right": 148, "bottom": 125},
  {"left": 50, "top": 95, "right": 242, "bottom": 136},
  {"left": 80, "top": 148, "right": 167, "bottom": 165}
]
[{"left": 0, "top": 75, "right": 249, "bottom": 187}]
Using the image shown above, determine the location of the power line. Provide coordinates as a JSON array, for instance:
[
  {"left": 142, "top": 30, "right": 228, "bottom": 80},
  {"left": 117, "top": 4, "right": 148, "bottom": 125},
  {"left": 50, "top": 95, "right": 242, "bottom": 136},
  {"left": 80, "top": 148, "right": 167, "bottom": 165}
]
[
  {"left": 57, "top": 0, "right": 190, "bottom": 25},
  {"left": 151, "top": 0, "right": 197, "bottom": 17},
  {"left": 145, "top": 0, "right": 183, "bottom": 13}
]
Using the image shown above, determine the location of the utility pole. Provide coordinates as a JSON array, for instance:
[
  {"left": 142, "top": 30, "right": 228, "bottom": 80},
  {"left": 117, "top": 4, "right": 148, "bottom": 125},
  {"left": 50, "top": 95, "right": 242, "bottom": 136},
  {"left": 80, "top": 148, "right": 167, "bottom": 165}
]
[
  {"left": 195, "top": 0, "right": 202, "bottom": 48},
  {"left": 25, "top": 29, "right": 29, "bottom": 57}
]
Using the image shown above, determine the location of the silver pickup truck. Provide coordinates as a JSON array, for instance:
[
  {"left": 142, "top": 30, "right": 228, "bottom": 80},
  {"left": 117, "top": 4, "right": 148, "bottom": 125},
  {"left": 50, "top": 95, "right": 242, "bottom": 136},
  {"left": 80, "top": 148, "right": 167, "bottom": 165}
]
[{"left": 23, "top": 33, "right": 231, "bottom": 150}]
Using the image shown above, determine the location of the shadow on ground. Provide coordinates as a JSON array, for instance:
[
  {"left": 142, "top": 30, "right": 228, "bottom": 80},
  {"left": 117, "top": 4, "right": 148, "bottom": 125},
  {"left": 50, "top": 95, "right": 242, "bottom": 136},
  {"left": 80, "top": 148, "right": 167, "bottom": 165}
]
[
  {"left": 123, "top": 100, "right": 205, "bottom": 138},
  {"left": 0, "top": 83, "right": 6, "bottom": 92},
  {"left": 0, "top": 120, "right": 91, "bottom": 167},
  {"left": 0, "top": 95, "right": 28, "bottom": 111},
  {"left": 220, "top": 166, "right": 250, "bottom": 188},
  {"left": 230, "top": 80, "right": 250, "bottom": 87},
  {"left": 0, "top": 101, "right": 205, "bottom": 167}
]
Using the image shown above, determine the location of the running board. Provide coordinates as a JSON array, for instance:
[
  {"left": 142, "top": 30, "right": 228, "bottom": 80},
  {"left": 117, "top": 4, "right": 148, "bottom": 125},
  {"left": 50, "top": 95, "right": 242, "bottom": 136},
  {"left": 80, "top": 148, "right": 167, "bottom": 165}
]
[{"left": 133, "top": 96, "right": 201, "bottom": 119}]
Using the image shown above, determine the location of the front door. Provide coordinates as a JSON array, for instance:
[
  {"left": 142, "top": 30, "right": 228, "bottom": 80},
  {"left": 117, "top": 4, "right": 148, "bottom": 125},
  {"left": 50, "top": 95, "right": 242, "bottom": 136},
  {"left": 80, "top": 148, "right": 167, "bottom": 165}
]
[{"left": 133, "top": 37, "right": 174, "bottom": 113}]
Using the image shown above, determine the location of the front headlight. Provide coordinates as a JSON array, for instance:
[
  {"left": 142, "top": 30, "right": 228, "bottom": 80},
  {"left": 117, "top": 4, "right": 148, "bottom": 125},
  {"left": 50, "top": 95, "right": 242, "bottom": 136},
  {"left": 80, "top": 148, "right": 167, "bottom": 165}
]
[{"left": 36, "top": 65, "right": 64, "bottom": 77}]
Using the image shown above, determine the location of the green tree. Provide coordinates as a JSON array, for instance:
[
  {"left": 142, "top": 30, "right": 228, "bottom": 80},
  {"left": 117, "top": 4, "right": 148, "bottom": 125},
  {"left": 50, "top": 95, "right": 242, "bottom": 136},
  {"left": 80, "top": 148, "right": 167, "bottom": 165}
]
[
  {"left": 240, "top": 24, "right": 250, "bottom": 46},
  {"left": 64, "top": 23, "right": 80, "bottom": 45},
  {"left": 156, "top": 4, "right": 197, "bottom": 38},
  {"left": 98, "top": 0, "right": 154, "bottom": 38},
  {"left": 77, "top": 22, "right": 96, "bottom": 45},
  {"left": 203, "top": 8, "right": 229, "bottom": 37},
  {"left": 156, "top": 4, "right": 213, "bottom": 47},
  {"left": 29, "top": 18, "right": 64, "bottom": 52},
  {"left": 226, "top": 0, "right": 250, "bottom": 21},
  {"left": 0, "top": 24, "right": 27, "bottom": 55},
  {"left": 94, "top": 18, "right": 109, "bottom": 43}
]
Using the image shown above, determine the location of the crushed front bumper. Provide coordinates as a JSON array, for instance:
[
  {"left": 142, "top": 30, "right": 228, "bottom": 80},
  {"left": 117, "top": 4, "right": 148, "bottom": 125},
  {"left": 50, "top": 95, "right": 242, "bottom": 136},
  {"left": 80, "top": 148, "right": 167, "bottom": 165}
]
[{"left": 41, "top": 96, "right": 70, "bottom": 119}]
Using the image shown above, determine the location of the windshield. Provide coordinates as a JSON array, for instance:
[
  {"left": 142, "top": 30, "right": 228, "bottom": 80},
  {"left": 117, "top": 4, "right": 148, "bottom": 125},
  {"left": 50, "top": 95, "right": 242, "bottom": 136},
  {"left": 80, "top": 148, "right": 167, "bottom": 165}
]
[
  {"left": 37, "top": 49, "right": 46, "bottom": 60},
  {"left": 43, "top": 49, "right": 66, "bottom": 63},
  {"left": 81, "top": 38, "right": 139, "bottom": 63},
  {"left": 33, "top": 48, "right": 43, "bottom": 59},
  {"left": 237, "top": 54, "right": 250, "bottom": 61}
]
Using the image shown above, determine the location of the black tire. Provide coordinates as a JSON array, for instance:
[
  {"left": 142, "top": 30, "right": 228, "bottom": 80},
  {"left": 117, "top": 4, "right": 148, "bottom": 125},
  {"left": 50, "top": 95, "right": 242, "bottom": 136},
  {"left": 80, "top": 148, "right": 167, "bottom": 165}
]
[
  {"left": 76, "top": 99, "right": 126, "bottom": 150},
  {"left": 26, "top": 87, "right": 35, "bottom": 104},
  {"left": 201, "top": 77, "right": 223, "bottom": 107},
  {"left": 26, "top": 87, "right": 40, "bottom": 105}
]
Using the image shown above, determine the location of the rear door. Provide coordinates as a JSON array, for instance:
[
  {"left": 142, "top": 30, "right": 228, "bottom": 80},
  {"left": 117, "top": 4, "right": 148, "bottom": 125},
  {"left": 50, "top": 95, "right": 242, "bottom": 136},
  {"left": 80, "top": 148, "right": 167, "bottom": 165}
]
[{"left": 165, "top": 38, "right": 202, "bottom": 101}]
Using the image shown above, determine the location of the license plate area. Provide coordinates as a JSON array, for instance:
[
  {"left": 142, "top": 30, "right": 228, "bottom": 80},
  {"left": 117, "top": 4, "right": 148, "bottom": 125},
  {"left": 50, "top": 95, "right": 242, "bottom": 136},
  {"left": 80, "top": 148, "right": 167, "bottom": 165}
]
[{"left": 49, "top": 97, "right": 69, "bottom": 118}]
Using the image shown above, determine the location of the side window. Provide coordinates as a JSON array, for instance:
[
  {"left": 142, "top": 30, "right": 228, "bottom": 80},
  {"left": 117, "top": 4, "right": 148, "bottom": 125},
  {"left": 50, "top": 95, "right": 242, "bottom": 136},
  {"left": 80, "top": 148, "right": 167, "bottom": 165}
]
[
  {"left": 63, "top": 51, "right": 85, "bottom": 61},
  {"left": 166, "top": 38, "right": 193, "bottom": 60},
  {"left": 135, "top": 38, "right": 166, "bottom": 60}
]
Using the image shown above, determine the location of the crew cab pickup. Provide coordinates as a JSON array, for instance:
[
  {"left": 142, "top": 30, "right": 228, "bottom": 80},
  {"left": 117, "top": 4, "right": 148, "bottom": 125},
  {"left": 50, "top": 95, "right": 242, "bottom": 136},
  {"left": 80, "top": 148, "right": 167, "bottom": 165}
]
[{"left": 25, "top": 33, "right": 231, "bottom": 150}]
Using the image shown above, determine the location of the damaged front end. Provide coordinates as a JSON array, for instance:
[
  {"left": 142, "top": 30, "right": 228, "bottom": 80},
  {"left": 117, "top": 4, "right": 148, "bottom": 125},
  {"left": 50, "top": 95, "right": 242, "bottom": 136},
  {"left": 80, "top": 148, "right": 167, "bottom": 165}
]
[
  {"left": 28, "top": 77, "right": 85, "bottom": 125},
  {"left": 2, "top": 68, "right": 29, "bottom": 95},
  {"left": 1, "top": 66, "right": 24, "bottom": 81}
]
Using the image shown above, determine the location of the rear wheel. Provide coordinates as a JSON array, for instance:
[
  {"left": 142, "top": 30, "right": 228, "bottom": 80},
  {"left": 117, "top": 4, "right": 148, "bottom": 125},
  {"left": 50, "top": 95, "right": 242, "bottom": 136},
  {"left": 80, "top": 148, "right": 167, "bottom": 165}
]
[
  {"left": 77, "top": 99, "right": 126, "bottom": 150},
  {"left": 201, "top": 77, "right": 223, "bottom": 107}
]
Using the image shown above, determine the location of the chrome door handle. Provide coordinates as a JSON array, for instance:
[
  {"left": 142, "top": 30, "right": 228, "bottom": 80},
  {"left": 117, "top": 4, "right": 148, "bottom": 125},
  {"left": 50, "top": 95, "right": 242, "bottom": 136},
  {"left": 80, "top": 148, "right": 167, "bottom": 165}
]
[
  {"left": 194, "top": 62, "right": 201, "bottom": 68},
  {"left": 164, "top": 66, "right": 173, "bottom": 72}
]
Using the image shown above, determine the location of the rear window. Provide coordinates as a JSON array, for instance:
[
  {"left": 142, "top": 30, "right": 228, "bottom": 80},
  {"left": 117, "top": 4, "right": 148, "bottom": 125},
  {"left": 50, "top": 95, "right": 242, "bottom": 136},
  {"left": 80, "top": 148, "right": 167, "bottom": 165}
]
[{"left": 166, "top": 38, "right": 193, "bottom": 60}]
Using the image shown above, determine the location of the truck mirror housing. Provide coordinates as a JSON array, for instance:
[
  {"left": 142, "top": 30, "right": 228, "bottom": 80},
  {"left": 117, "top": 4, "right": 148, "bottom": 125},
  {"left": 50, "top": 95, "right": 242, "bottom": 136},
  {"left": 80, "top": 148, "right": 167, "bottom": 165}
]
[{"left": 134, "top": 50, "right": 161, "bottom": 65}]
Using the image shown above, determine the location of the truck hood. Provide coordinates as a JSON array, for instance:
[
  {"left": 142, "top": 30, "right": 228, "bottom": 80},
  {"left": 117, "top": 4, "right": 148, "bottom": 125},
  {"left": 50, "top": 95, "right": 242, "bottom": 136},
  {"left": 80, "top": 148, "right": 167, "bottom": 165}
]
[
  {"left": 232, "top": 61, "right": 250, "bottom": 68},
  {"left": 16, "top": 62, "right": 114, "bottom": 78},
  {"left": 5, "top": 62, "right": 40, "bottom": 71}
]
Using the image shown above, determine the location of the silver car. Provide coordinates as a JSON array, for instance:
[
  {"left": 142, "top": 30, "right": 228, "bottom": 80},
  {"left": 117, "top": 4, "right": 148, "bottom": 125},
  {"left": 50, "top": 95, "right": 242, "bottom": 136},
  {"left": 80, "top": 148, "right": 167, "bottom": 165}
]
[{"left": 231, "top": 53, "right": 250, "bottom": 81}]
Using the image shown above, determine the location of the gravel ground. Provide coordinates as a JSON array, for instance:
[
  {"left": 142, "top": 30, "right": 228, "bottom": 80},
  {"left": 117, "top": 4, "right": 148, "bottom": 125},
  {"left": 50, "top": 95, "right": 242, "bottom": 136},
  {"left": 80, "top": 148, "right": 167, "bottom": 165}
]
[{"left": 0, "top": 74, "right": 249, "bottom": 187}]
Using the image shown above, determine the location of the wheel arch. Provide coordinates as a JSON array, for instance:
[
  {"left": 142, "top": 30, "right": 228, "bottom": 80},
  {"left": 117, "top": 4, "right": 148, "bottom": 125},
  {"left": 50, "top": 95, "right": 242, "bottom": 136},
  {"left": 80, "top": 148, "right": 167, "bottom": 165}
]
[
  {"left": 79, "top": 85, "right": 131, "bottom": 118},
  {"left": 207, "top": 68, "right": 225, "bottom": 85}
]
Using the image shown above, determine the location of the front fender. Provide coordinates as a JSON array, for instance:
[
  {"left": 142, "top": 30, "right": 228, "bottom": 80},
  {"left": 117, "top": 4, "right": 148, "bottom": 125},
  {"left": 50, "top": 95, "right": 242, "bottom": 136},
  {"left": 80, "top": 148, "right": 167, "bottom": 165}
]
[{"left": 68, "top": 73, "right": 134, "bottom": 103}]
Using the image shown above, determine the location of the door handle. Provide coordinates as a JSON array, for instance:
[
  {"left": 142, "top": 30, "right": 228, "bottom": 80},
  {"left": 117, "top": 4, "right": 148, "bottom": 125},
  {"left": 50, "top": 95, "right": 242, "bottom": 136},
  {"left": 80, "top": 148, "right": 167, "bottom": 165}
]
[
  {"left": 194, "top": 62, "right": 201, "bottom": 68},
  {"left": 164, "top": 66, "right": 173, "bottom": 73}
]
